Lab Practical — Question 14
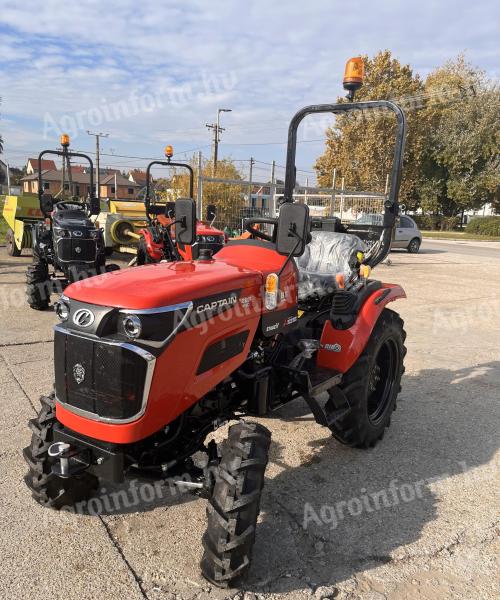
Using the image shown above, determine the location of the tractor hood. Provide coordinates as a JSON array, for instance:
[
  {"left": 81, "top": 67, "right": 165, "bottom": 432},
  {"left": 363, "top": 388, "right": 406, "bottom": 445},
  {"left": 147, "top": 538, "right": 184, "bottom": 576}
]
[{"left": 65, "top": 259, "right": 263, "bottom": 310}]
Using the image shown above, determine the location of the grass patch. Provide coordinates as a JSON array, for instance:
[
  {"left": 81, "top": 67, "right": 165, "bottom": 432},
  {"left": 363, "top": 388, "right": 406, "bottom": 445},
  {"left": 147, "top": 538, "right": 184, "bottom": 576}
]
[{"left": 422, "top": 230, "right": 500, "bottom": 241}]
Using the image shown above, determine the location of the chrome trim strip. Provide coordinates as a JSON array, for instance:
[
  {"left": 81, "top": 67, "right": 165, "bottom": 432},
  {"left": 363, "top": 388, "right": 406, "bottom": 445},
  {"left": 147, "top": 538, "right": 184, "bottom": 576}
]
[
  {"left": 164, "top": 302, "right": 194, "bottom": 346},
  {"left": 54, "top": 325, "right": 156, "bottom": 425},
  {"left": 118, "top": 301, "right": 192, "bottom": 315}
]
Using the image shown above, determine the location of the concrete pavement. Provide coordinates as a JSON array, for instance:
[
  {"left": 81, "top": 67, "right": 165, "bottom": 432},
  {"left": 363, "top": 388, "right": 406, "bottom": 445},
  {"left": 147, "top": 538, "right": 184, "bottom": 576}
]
[{"left": 0, "top": 242, "right": 498, "bottom": 600}]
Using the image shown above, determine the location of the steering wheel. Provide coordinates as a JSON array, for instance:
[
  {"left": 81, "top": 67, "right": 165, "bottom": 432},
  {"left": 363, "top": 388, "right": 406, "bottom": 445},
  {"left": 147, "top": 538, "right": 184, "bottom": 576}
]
[{"left": 245, "top": 217, "right": 278, "bottom": 242}]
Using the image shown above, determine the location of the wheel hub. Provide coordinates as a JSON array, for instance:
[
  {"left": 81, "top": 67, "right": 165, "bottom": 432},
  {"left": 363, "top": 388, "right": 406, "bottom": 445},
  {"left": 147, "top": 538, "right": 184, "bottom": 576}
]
[{"left": 367, "top": 338, "right": 399, "bottom": 424}]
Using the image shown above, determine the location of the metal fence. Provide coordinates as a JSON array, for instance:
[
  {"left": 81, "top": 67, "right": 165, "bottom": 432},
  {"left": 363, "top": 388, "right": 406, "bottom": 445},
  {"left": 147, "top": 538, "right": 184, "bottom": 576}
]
[
  {"left": 150, "top": 152, "right": 387, "bottom": 235},
  {"left": 197, "top": 173, "right": 386, "bottom": 234}
]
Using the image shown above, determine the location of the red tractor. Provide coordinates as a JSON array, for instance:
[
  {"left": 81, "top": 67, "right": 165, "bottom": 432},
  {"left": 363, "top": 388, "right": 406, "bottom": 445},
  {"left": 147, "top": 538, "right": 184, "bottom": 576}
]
[
  {"left": 24, "top": 58, "right": 407, "bottom": 587},
  {"left": 136, "top": 146, "right": 226, "bottom": 265}
]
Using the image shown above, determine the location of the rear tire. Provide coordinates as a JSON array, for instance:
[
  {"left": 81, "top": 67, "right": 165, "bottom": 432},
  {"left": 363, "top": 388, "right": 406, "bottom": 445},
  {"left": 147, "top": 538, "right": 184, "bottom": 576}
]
[
  {"left": 407, "top": 238, "right": 421, "bottom": 253},
  {"left": 6, "top": 228, "right": 22, "bottom": 256},
  {"left": 326, "top": 308, "right": 406, "bottom": 448},
  {"left": 136, "top": 238, "right": 155, "bottom": 265},
  {"left": 23, "top": 394, "right": 98, "bottom": 509},
  {"left": 200, "top": 421, "right": 271, "bottom": 587},
  {"left": 26, "top": 251, "right": 51, "bottom": 310}
]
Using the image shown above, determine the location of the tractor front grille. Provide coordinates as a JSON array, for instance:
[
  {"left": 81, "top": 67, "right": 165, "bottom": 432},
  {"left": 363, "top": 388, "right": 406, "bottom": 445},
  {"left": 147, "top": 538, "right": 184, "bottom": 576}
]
[
  {"left": 54, "top": 327, "right": 155, "bottom": 422},
  {"left": 56, "top": 238, "right": 97, "bottom": 263}
]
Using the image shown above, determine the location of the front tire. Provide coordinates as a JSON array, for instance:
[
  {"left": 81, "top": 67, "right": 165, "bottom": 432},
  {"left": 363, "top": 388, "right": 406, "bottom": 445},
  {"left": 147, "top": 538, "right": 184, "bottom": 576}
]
[
  {"left": 23, "top": 394, "right": 98, "bottom": 509},
  {"left": 6, "top": 228, "right": 22, "bottom": 256},
  {"left": 200, "top": 421, "right": 271, "bottom": 587},
  {"left": 407, "top": 238, "right": 421, "bottom": 253},
  {"left": 326, "top": 308, "right": 406, "bottom": 448},
  {"left": 136, "top": 238, "right": 155, "bottom": 265},
  {"left": 26, "top": 251, "right": 51, "bottom": 310}
]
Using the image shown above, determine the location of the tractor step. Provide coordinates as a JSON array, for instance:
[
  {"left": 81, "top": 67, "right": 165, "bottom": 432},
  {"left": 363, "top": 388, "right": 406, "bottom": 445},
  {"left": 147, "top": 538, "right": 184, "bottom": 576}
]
[
  {"left": 278, "top": 364, "right": 345, "bottom": 430},
  {"left": 309, "top": 367, "right": 343, "bottom": 396},
  {"left": 277, "top": 365, "right": 342, "bottom": 397}
]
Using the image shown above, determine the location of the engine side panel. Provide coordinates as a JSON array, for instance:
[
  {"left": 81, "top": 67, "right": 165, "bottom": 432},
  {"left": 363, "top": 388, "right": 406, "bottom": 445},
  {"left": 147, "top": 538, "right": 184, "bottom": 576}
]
[{"left": 317, "top": 284, "right": 406, "bottom": 373}]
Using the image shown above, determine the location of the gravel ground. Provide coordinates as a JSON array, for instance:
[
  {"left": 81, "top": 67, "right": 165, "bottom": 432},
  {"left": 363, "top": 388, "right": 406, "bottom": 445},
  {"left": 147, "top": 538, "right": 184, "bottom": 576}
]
[{"left": 0, "top": 242, "right": 498, "bottom": 600}]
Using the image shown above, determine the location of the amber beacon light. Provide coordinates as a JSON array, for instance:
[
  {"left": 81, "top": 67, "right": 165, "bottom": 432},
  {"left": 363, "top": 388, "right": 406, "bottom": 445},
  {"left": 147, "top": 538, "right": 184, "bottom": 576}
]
[
  {"left": 343, "top": 57, "right": 364, "bottom": 100},
  {"left": 60, "top": 134, "right": 70, "bottom": 147}
]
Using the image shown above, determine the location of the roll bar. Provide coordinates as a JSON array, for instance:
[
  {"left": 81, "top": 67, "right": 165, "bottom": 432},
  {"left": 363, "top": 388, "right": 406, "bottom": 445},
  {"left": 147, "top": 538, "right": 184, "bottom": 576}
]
[
  {"left": 38, "top": 148, "right": 95, "bottom": 207},
  {"left": 144, "top": 160, "right": 194, "bottom": 222},
  {"left": 283, "top": 100, "right": 407, "bottom": 267}
]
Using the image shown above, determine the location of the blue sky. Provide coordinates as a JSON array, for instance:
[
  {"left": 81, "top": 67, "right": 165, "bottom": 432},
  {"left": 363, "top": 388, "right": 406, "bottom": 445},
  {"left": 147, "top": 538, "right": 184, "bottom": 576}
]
[{"left": 0, "top": 0, "right": 498, "bottom": 184}]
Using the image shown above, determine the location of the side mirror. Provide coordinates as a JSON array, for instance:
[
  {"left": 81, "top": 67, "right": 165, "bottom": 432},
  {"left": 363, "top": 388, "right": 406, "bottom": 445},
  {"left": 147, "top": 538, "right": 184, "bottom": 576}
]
[
  {"left": 40, "top": 193, "right": 54, "bottom": 215},
  {"left": 206, "top": 204, "right": 217, "bottom": 222},
  {"left": 175, "top": 198, "right": 196, "bottom": 245},
  {"left": 89, "top": 197, "right": 100, "bottom": 216},
  {"left": 275, "top": 203, "right": 310, "bottom": 257}
]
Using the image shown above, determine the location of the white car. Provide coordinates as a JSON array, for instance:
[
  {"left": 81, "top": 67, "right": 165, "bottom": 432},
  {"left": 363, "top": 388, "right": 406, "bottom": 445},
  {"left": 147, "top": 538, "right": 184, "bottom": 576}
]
[{"left": 355, "top": 214, "right": 422, "bottom": 253}]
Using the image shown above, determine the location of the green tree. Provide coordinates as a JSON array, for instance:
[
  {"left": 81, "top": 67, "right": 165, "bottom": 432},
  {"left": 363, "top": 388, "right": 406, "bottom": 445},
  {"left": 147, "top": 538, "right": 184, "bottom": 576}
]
[
  {"left": 314, "top": 51, "right": 426, "bottom": 210},
  {"left": 164, "top": 157, "right": 244, "bottom": 227},
  {"left": 421, "top": 56, "right": 500, "bottom": 216}
]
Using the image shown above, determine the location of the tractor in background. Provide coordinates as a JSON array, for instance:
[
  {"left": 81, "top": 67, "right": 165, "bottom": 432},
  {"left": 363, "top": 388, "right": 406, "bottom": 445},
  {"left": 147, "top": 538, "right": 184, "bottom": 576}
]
[
  {"left": 134, "top": 146, "right": 225, "bottom": 265},
  {"left": 25, "top": 135, "right": 119, "bottom": 310}
]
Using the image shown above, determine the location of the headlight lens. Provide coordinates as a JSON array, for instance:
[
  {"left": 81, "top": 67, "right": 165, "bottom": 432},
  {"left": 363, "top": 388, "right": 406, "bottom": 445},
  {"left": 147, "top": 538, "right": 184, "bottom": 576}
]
[
  {"left": 122, "top": 315, "right": 142, "bottom": 339},
  {"left": 55, "top": 300, "right": 70, "bottom": 321}
]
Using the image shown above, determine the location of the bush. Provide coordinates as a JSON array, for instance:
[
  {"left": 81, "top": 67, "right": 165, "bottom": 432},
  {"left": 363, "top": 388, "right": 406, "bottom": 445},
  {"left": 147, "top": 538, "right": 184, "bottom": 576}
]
[
  {"left": 441, "top": 216, "right": 460, "bottom": 231},
  {"left": 412, "top": 214, "right": 440, "bottom": 230},
  {"left": 411, "top": 214, "right": 459, "bottom": 231},
  {"left": 465, "top": 216, "right": 500, "bottom": 236}
]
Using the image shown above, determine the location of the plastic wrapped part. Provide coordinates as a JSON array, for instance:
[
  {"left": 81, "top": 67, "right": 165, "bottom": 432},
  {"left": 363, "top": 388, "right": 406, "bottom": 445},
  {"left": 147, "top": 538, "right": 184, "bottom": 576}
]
[{"left": 296, "top": 231, "right": 366, "bottom": 300}]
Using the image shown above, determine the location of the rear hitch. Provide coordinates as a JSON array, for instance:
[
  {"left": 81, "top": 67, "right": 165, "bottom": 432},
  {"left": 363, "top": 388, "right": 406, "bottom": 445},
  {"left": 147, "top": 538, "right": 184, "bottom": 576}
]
[{"left": 48, "top": 441, "right": 91, "bottom": 478}]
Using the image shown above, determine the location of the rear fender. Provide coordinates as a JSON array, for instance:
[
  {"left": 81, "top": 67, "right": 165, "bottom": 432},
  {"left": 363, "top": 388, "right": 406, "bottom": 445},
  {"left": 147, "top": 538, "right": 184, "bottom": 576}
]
[{"left": 317, "top": 284, "right": 406, "bottom": 373}]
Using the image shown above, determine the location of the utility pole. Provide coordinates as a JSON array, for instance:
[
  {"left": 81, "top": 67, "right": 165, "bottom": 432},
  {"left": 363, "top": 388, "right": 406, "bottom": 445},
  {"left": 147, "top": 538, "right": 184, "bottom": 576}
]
[
  {"left": 248, "top": 157, "right": 254, "bottom": 209},
  {"left": 270, "top": 160, "right": 276, "bottom": 217},
  {"left": 330, "top": 168, "right": 337, "bottom": 217},
  {"left": 87, "top": 131, "right": 109, "bottom": 199},
  {"left": 206, "top": 108, "right": 231, "bottom": 175},
  {"left": 197, "top": 151, "right": 203, "bottom": 220}
]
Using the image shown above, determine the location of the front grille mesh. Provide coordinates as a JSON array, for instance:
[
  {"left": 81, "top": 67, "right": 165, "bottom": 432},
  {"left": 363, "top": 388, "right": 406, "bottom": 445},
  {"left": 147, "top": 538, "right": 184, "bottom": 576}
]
[
  {"left": 55, "top": 330, "right": 148, "bottom": 420},
  {"left": 57, "top": 238, "right": 96, "bottom": 262}
]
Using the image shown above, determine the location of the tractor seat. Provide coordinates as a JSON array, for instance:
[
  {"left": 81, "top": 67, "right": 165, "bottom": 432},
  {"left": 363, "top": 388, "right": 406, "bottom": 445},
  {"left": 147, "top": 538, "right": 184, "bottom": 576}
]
[{"left": 296, "top": 230, "right": 366, "bottom": 300}]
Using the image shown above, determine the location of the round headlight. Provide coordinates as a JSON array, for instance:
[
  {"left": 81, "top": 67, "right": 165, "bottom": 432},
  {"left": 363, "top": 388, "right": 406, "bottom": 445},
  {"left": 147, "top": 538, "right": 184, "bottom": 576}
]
[
  {"left": 122, "top": 315, "right": 142, "bottom": 339},
  {"left": 55, "top": 300, "right": 70, "bottom": 321}
]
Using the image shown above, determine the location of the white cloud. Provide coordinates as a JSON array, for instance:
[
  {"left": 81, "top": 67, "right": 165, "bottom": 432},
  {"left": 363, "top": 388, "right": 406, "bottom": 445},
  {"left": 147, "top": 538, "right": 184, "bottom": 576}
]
[{"left": 0, "top": 0, "right": 498, "bottom": 175}]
